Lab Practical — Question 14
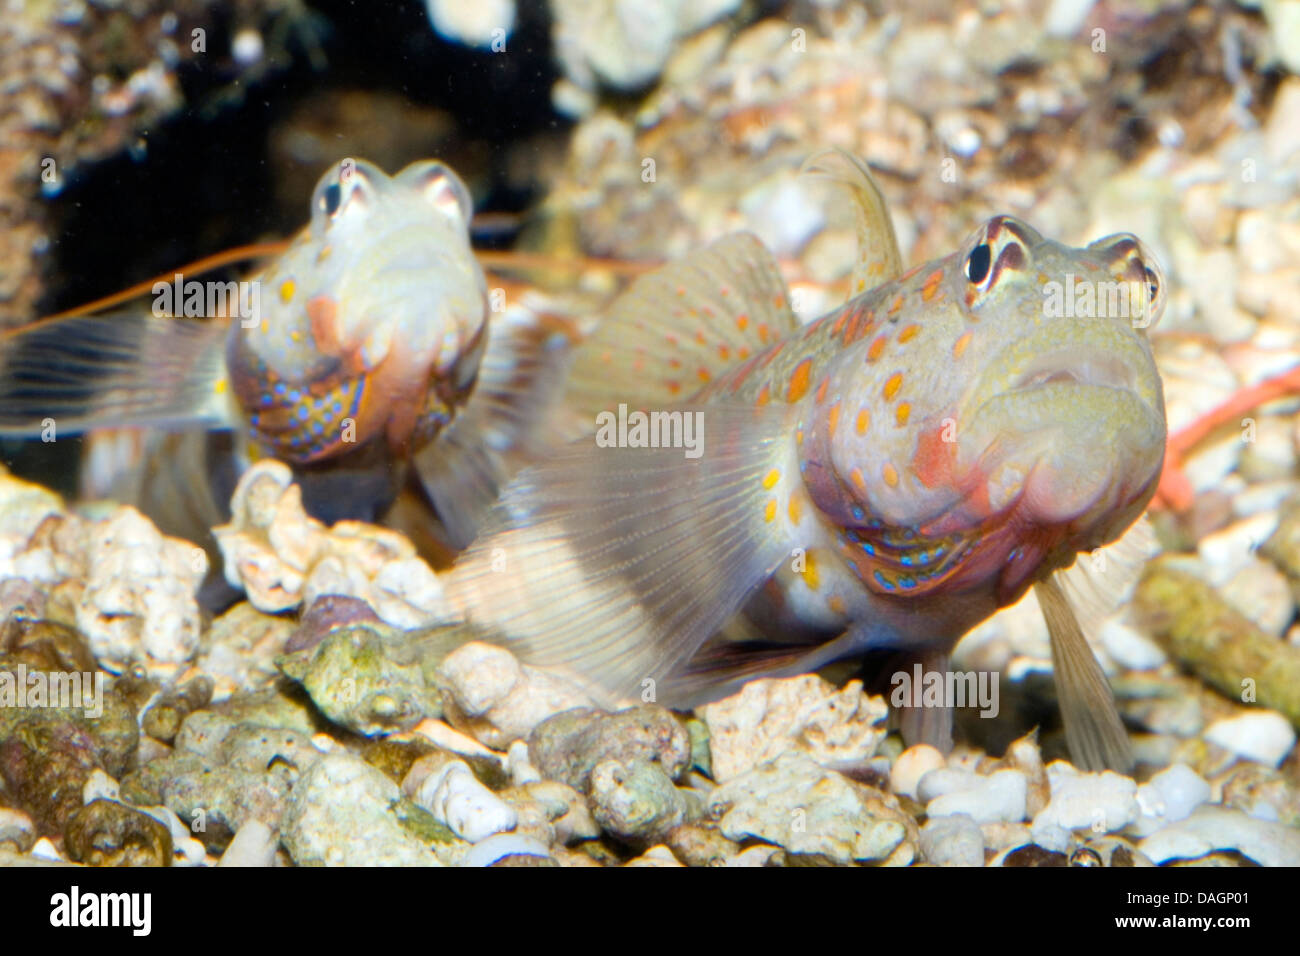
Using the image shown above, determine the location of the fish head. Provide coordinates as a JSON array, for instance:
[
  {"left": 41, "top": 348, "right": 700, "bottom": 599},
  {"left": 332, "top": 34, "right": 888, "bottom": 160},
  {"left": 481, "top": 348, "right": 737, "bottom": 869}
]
[
  {"left": 806, "top": 215, "right": 1165, "bottom": 602},
  {"left": 232, "top": 158, "right": 489, "bottom": 461},
  {"left": 306, "top": 158, "right": 488, "bottom": 397},
  {"left": 944, "top": 216, "right": 1167, "bottom": 597}
]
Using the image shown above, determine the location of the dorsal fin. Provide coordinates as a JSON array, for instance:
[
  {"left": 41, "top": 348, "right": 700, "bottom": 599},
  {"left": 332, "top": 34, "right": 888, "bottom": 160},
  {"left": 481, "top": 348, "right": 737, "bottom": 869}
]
[
  {"left": 564, "top": 232, "right": 797, "bottom": 418},
  {"left": 800, "top": 148, "right": 903, "bottom": 297}
]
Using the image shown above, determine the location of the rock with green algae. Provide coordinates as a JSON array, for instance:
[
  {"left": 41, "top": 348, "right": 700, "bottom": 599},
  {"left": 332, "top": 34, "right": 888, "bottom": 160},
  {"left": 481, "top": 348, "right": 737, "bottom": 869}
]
[
  {"left": 140, "top": 674, "right": 214, "bottom": 744},
  {"left": 0, "top": 652, "right": 137, "bottom": 834},
  {"left": 588, "top": 758, "right": 688, "bottom": 845},
  {"left": 209, "top": 685, "right": 326, "bottom": 738},
  {"left": 528, "top": 705, "right": 692, "bottom": 793},
  {"left": 664, "top": 822, "right": 740, "bottom": 867},
  {"left": 706, "top": 752, "right": 918, "bottom": 866},
  {"left": 363, "top": 737, "right": 441, "bottom": 785},
  {"left": 64, "top": 799, "right": 172, "bottom": 867},
  {"left": 120, "top": 709, "right": 320, "bottom": 851},
  {"left": 0, "top": 806, "right": 36, "bottom": 852},
  {"left": 282, "top": 751, "right": 462, "bottom": 866},
  {"left": 1134, "top": 560, "right": 1300, "bottom": 727},
  {"left": 278, "top": 622, "right": 440, "bottom": 736},
  {"left": 196, "top": 602, "right": 296, "bottom": 702},
  {"left": 498, "top": 780, "right": 600, "bottom": 847}
]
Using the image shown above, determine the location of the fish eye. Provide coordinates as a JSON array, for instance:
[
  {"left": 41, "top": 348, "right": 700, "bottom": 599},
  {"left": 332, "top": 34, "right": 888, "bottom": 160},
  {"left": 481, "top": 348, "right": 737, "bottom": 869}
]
[
  {"left": 320, "top": 183, "right": 342, "bottom": 217},
  {"left": 965, "top": 243, "right": 992, "bottom": 284}
]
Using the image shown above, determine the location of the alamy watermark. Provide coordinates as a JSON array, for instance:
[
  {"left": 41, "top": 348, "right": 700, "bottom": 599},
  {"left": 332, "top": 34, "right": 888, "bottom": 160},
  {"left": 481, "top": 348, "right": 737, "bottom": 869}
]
[
  {"left": 594, "top": 403, "right": 704, "bottom": 459},
  {"left": 890, "top": 664, "right": 999, "bottom": 718},
  {"left": 0, "top": 664, "right": 104, "bottom": 718},
  {"left": 153, "top": 273, "right": 262, "bottom": 328},
  {"left": 1042, "top": 274, "right": 1150, "bottom": 327},
  {"left": 50, "top": 886, "right": 150, "bottom": 936}
]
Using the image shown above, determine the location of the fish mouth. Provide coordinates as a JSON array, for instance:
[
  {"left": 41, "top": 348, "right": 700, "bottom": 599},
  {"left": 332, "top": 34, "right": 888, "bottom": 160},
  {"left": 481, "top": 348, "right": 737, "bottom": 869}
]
[{"left": 1010, "top": 346, "right": 1138, "bottom": 394}]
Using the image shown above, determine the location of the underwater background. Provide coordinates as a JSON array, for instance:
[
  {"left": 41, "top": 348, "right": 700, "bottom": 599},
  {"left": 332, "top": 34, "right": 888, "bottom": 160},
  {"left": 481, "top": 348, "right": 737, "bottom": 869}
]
[{"left": 0, "top": 0, "right": 1297, "bottom": 868}]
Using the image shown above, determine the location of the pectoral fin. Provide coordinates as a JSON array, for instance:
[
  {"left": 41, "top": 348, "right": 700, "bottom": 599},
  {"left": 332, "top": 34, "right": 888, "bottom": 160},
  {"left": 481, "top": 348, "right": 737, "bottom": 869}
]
[
  {"left": 0, "top": 314, "right": 233, "bottom": 435},
  {"left": 413, "top": 306, "right": 579, "bottom": 549},
  {"left": 442, "top": 403, "right": 802, "bottom": 705}
]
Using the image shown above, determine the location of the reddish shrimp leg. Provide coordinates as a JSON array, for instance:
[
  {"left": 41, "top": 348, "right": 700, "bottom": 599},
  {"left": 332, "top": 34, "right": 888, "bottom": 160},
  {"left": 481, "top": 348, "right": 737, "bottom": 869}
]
[{"left": 1152, "top": 363, "right": 1300, "bottom": 511}]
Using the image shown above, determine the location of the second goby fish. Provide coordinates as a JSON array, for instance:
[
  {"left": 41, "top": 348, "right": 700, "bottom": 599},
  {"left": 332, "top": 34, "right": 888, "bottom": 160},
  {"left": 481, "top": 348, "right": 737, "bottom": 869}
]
[
  {"left": 438, "top": 150, "right": 1167, "bottom": 772},
  {"left": 0, "top": 159, "right": 561, "bottom": 539}
]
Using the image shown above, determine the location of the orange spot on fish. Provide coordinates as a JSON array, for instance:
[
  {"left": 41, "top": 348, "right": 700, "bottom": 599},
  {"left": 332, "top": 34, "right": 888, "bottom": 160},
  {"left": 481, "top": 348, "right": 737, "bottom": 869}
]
[
  {"left": 279, "top": 279, "right": 296, "bottom": 303},
  {"left": 895, "top": 402, "right": 911, "bottom": 426},
  {"left": 855, "top": 408, "right": 870, "bottom": 435},
  {"left": 849, "top": 307, "right": 875, "bottom": 344},
  {"left": 867, "top": 335, "right": 887, "bottom": 362},
  {"left": 884, "top": 372, "right": 903, "bottom": 400},
  {"left": 737, "top": 346, "right": 751, "bottom": 360},
  {"left": 718, "top": 344, "right": 731, "bottom": 362},
  {"left": 953, "top": 331, "right": 972, "bottom": 359},
  {"left": 758, "top": 323, "right": 772, "bottom": 345},
  {"left": 913, "top": 425, "right": 955, "bottom": 489},
  {"left": 815, "top": 376, "right": 830, "bottom": 404},
  {"left": 827, "top": 401, "right": 840, "bottom": 438},
  {"left": 667, "top": 381, "right": 682, "bottom": 395},
  {"left": 921, "top": 269, "right": 944, "bottom": 302},
  {"left": 832, "top": 310, "right": 849, "bottom": 336},
  {"left": 828, "top": 595, "right": 846, "bottom": 615},
  {"left": 788, "top": 494, "right": 803, "bottom": 524},
  {"left": 850, "top": 467, "right": 866, "bottom": 491},
  {"left": 307, "top": 296, "right": 340, "bottom": 352},
  {"left": 787, "top": 358, "right": 813, "bottom": 402},
  {"left": 883, "top": 463, "right": 900, "bottom": 487},
  {"left": 764, "top": 499, "right": 777, "bottom": 523},
  {"left": 898, "top": 323, "right": 919, "bottom": 343},
  {"left": 698, "top": 368, "right": 712, "bottom": 383},
  {"left": 694, "top": 330, "right": 707, "bottom": 345},
  {"left": 736, "top": 313, "right": 749, "bottom": 331},
  {"left": 888, "top": 294, "right": 905, "bottom": 317},
  {"left": 762, "top": 468, "right": 781, "bottom": 490},
  {"left": 756, "top": 383, "right": 771, "bottom": 406}
]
